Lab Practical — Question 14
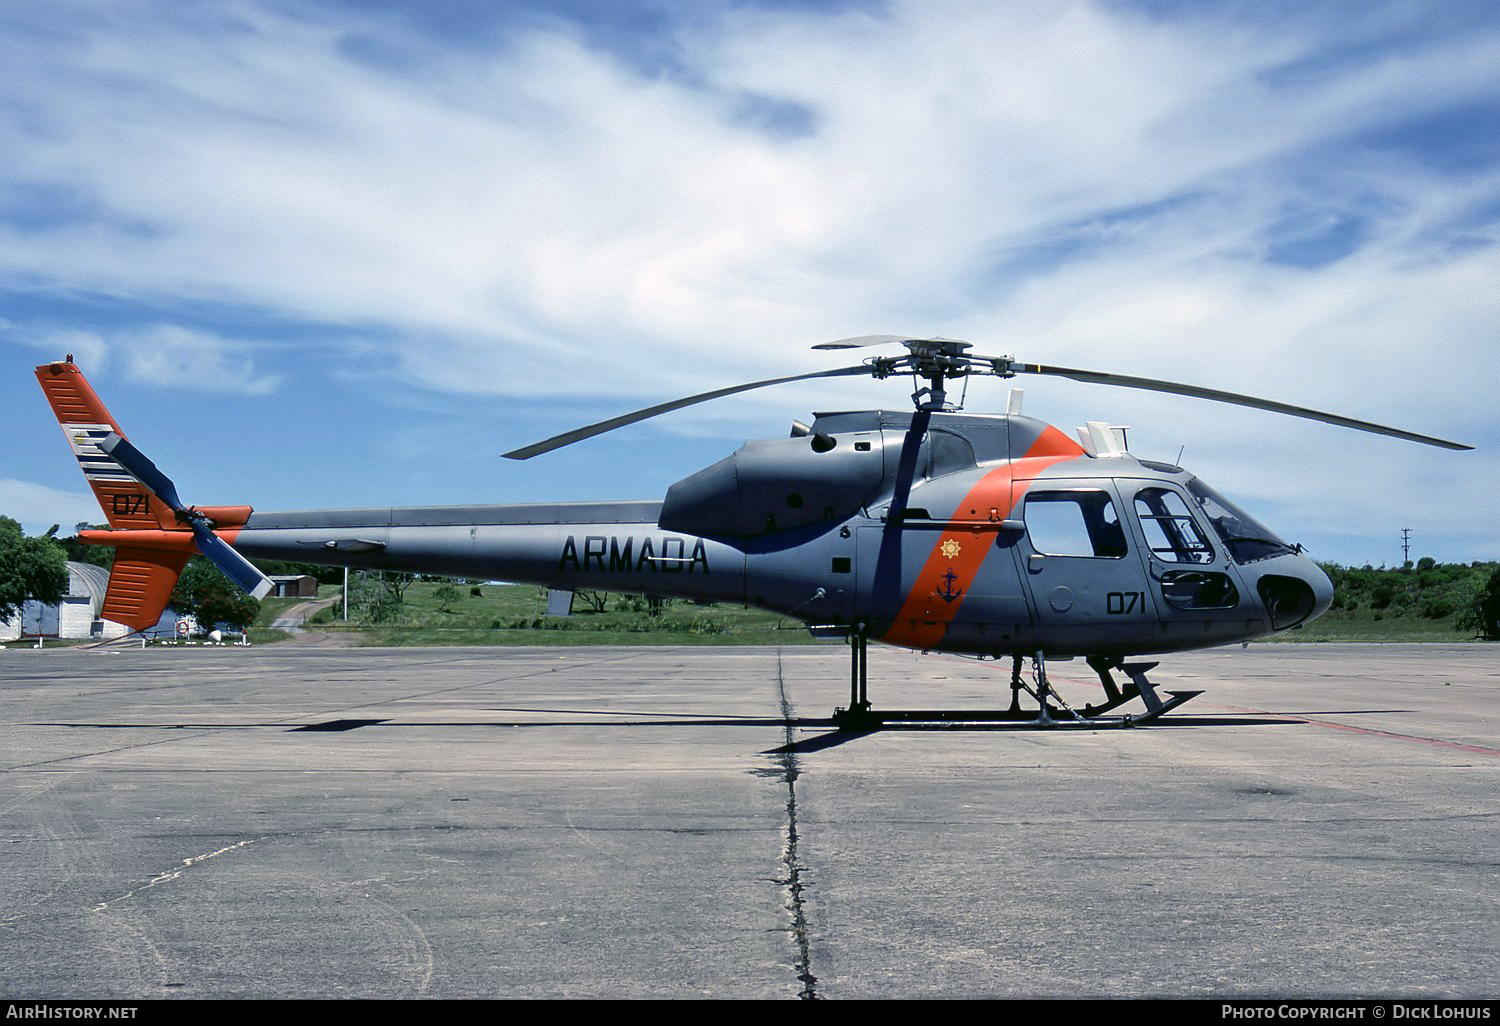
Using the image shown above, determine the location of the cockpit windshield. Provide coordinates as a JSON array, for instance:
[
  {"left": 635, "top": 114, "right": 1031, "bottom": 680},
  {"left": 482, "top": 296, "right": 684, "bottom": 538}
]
[{"left": 1184, "top": 476, "right": 1296, "bottom": 564}]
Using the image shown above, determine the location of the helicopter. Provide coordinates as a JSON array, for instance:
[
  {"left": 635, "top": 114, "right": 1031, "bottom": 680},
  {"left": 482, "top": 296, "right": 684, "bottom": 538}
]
[{"left": 34, "top": 337, "right": 1472, "bottom": 728}]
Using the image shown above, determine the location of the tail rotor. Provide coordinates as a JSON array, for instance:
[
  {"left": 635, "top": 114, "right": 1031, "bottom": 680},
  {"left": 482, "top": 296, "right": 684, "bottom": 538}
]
[{"left": 100, "top": 432, "right": 273, "bottom": 600}]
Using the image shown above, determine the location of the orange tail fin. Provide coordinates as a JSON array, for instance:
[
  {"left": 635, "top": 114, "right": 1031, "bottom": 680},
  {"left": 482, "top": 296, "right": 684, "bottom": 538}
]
[
  {"left": 35, "top": 358, "right": 179, "bottom": 532},
  {"left": 36, "top": 358, "right": 264, "bottom": 632}
]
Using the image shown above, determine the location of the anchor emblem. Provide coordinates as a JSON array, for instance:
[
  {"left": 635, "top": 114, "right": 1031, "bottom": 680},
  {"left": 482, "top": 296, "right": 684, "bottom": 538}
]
[{"left": 936, "top": 568, "right": 963, "bottom": 603}]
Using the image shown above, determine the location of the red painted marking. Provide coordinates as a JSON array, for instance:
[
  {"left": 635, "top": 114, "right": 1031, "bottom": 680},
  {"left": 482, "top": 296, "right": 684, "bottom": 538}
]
[
  {"left": 882, "top": 425, "right": 1082, "bottom": 649},
  {"left": 1212, "top": 704, "right": 1500, "bottom": 757},
  {"left": 1307, "top": 719, "right": 1500, "bottom": 756}
]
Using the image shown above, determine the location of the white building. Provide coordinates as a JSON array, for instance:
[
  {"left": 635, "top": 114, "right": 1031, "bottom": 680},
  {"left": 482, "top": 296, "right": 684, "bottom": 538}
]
[{"left": 1, "top": 561, "right": 132, "bottom": 642}]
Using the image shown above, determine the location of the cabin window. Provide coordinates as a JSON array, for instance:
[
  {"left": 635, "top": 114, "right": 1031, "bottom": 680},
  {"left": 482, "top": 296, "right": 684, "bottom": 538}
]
[
  {"left": 1134, "top": 487, "right": 1214, "bottom": 564},
  {"left": 1023, "top": 491, "right": 1127, "bottom": 558}
]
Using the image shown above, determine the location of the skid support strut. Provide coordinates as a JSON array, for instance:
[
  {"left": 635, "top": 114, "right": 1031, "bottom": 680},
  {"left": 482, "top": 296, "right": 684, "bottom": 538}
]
[
  {"left": 1083, "top": 656, "right": 1203, "bottom": 723},
  {"left": 829, "top": 637, "right": 1202, "bottom": 729},
  {"left": 831, "top": 627, "right": 878, "bottom": 729},
  {"left": 849, "top": 627, "right": 869, "bottom": 716}
]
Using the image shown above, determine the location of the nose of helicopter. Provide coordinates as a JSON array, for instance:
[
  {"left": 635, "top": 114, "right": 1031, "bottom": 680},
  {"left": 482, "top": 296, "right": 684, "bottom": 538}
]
[
  {"left": 1252, "top": 555, "right": 1334, "bottom": 631},
  {"left": 1303, "top": 557, "right": 1335, "bottom": 620}
]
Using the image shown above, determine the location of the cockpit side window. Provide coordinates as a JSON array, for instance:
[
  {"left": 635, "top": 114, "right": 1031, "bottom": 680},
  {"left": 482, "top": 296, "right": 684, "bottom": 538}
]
[
  {"left": 1134, "top": 487, "right": 1214, "bottom": 564},
  {"left": 1184, "top": 477, "right": 1296, "bottom": 565},
  {"left": 1023, "top": 490, "right": 1127, "bottom": 559}
]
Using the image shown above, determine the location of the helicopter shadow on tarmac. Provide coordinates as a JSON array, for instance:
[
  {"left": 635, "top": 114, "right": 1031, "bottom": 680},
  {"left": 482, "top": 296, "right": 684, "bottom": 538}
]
[{"left": 270, "top": 705, "right": 1319, "bottom": 756}]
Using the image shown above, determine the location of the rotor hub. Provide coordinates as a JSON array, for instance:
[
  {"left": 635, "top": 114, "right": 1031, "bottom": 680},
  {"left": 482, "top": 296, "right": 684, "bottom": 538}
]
[{"left": 867, "top": 338, "right": 1015, "bottom": 412}]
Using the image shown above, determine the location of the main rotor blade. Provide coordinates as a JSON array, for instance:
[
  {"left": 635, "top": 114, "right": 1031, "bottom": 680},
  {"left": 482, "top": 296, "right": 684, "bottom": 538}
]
[
  {"left": 1016, "top": 363, "right": 1474, "bottom": 451},
  {"left": 813, "top": 334, "right": 923, "bottom": 350},
  {"left": 502, "top": 364, "right": 872, "bottom": 460},
  {"left": 101, "top": 432, "right": 187, "bottom": 510},
  {"left": 812, "top": 334, "right": 967, "bottom": 351}
]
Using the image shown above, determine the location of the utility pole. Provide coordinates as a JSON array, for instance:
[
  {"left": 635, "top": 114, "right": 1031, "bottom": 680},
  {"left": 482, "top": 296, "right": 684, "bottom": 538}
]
[{"left": 1401, "top": 527, "right": 1412, "bottom": 567}]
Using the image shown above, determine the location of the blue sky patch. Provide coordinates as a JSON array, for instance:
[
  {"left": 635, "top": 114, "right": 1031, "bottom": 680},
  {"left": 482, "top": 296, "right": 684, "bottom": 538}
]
[
  {"left": 1357, "top": 100, "right": 1500, "bottom": 176},
  {"left": 728, "top": 92, "right": 820, "bottom": 141},
  {"left": 1263, "top": 210, "right": 1369, "bottom": 269}
]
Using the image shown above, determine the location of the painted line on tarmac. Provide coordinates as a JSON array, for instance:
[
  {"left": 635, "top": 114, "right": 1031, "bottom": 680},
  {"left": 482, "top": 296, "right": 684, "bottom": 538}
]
[{"left": 1213, "top": 703, "right": 1500, "bottom": 757}]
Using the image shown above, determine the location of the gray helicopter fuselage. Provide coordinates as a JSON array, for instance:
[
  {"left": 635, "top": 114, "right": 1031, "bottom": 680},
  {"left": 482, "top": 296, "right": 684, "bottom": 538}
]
[{"left": 232, "top": 409, "right": 1333, "bottom": 658}]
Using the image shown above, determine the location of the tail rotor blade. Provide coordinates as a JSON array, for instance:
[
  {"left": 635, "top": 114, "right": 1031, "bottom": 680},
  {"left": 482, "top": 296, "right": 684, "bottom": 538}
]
[
  {"left": 189, "top": 522, "right": 274, "bottom": 600},
  {"left": 102, "top": 431, "right": 274, "bottom": 599},
  {"left": 100, "top": 432, "right": 188, "bottom": 510}
]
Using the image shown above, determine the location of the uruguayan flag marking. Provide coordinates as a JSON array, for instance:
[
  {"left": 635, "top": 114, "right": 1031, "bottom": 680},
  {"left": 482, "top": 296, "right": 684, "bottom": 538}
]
[{"left": 64, "top": 423, "right": 138, "bottom": 483}]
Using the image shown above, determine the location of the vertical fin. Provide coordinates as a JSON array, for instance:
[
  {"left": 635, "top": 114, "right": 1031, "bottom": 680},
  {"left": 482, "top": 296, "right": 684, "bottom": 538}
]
[{"left": 34, "top": 360, "right": 176, "bottom": 530}]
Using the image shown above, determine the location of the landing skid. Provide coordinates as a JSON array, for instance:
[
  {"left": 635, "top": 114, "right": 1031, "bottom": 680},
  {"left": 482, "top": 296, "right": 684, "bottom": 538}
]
[{"left": 831, "top": 638, "right": 1202, "bottom": 730}]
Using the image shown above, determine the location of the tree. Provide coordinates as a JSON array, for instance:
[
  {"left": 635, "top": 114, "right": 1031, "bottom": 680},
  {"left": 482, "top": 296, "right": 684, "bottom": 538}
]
[
  {"left": 171, "top": 557, "right": 261, "bottom": 632},
  {"left": 0, "top": 516, "right": 69, "bottom": 622},
  {"left": 576, "top": 590, "right": 610, "bottom": 613},
  {"left": 1457, "top": 567, "right": 1500, "bottom": 640},
  {"left": 349, "top": 571, "right": 402, "bottom": 623},
  {"left": 381, "top": 572, "right": 416, "bottom": 604},
  {"left": 433, "top": 581, "right": 460, "bottom": 612}
]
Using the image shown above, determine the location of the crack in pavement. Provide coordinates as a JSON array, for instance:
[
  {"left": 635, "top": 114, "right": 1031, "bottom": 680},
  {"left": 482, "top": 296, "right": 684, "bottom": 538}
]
[
  {"left": 772, "top": 649, "right": 818, "bottom": 1000},
  {"left": 92, "top": 838, "right": 264, "bottom": 912}
]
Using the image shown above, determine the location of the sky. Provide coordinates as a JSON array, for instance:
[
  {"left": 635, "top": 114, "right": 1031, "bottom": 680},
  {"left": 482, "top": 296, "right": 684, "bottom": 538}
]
[{"left": 1, "top": 0, "right": 1496, "bottom": 568}]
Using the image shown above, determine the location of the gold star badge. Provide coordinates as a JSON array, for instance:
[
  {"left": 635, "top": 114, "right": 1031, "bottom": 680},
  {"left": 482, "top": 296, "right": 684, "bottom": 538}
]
[{"left": 940, "top": 539, "right": 962, "bottom": 559}]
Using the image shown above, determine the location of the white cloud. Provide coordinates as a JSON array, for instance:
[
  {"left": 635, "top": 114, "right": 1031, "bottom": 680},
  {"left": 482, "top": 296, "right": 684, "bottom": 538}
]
[
  {"left": 116, "top": 325, "right": 280, "bottom": 395},
  {"left": 1, "top": 4, "right": 1493, "bottom": 379},
  {"left": 0, "top": 479, "right": 101, "bottom": 537},
  {"left": 7, "top": 326, "right": 280, "bottom": 395}
]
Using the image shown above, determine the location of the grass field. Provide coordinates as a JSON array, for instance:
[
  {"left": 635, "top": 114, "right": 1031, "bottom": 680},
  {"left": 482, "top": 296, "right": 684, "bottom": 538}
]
[
  {"left": 1266, "top": 613, "right": 1472, "bottom": 643},
  {"left": 295, "top": 580, "right": 826, "bottom": 646},
  {"left": 264, "top": 579, "right": 1488, "bottom": 646}
]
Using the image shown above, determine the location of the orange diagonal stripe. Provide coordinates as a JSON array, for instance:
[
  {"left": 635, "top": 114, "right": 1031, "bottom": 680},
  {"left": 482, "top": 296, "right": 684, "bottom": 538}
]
[{"left": 882, "top": 426, "right": 1081, "bottom": 648}]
